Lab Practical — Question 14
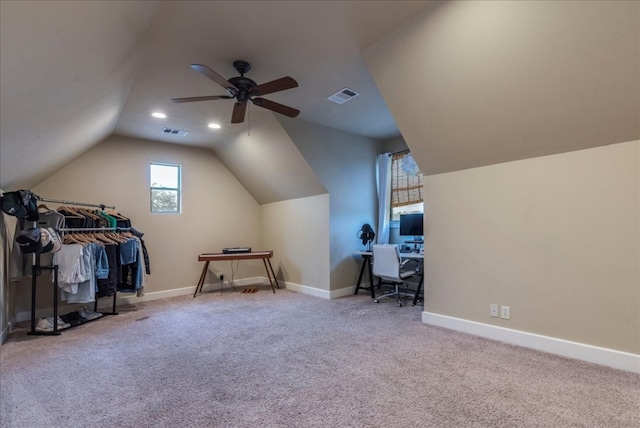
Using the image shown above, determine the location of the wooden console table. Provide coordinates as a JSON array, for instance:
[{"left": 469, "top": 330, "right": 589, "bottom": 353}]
[{"left": 194, "top": 251, "right": 280, "bottom": 297}]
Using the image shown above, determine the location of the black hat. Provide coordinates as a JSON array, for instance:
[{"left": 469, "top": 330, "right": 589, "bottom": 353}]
[
  {"left": 16, "top": 228, "right": 43, "bottom": 254},
  {"left": 0, "top": 190, "right": 39, "bottom": 221},
  {"left": 1, "top": 192, "right": 28, "bottom": 218}
]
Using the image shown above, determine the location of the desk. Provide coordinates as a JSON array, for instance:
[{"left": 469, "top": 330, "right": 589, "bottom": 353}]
[
  {"left": 194, "top": 251, "right": 280, "bottom": 297},
  {"left": 354, "top": 251, "right": 424, "bottom": 306}
]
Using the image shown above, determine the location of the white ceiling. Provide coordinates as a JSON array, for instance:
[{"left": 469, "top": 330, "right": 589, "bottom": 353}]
[{"left": 0, "top": 0, "right": 434, "bottom": 189}]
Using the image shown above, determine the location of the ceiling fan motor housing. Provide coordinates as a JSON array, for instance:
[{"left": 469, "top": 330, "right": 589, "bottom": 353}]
[{"left": 228, "top": 76, "right": 257, "bottom": 102}]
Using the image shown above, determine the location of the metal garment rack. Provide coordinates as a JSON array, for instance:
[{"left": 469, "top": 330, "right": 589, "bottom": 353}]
[
  {"left": 37, "top": 196, "right": 115, "bottom": 211},
  {"left": 27, "top": 197, "right": 120, "bottom": 336}
]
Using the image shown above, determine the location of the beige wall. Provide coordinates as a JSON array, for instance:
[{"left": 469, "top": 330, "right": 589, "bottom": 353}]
[
  {"left": 261, "top": 194, "right": 330, "bottom": 291},
  {"left": 9, "top": 135, "right": 262, "bottom": 315},
  {"left": 364, "top": 0, "right": 639, "bottom": 176},
  {"left": 214, "top": 111, "right": 326, "bottom": 205},
  {"left": 278, "top": 117, "right": 382, "bottom": 291},
  {"left": 424, "top": 141, "right": 640, "bottom": 354}
]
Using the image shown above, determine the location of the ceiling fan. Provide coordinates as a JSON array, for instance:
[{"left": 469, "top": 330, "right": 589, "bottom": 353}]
[{"left": 172, "top": 60, "right": 300, "bottom": 124}]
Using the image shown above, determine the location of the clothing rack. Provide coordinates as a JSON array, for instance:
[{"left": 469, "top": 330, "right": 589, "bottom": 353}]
[
  {"left": 27, "top": 198, "right": 120, "bottom": 336},
  {"left": 58, "top": 227, "right": 131, "bottom": 233},
  {"left": 37, "top": 196, "right": 115, "bottom": 210}
]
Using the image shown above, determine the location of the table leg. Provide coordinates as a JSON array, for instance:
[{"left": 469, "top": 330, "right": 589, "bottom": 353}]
[
  {"left": 263, "top": 258, "right": 279, "bottom": 293},
  {"left": 354, "top": 256, "right": 367, "bottom": 295},
  {"left": 355, "top": 255, "right": 375, "bottom": 298},
  {"left": 412, "top": 268, "right": 424, "bottom": 306},
  {"left": 193, "top": 260, "right": 210, "bottom": 298},
  {"left": 266, "top": 258, "right": 280, "bottom": 290},
  {"left": 366, "top": 257, "right": 375, "bottom": 299}
]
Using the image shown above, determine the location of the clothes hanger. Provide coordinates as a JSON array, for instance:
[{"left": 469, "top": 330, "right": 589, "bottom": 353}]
[
  {"left": 106, "top": 231, "right": 127, "bottom": 243},
  {"left": 63, "top": 234, "right": 85, "bottom": 245},
  {"left": 57, "top": 207, "right": 85, "bottom": 218},
  {"left": 106, "top": 210, "right": 128, "bottom": 220},
  {"left": 77, "top": 208, "right": 101, "bottom": 220},
  {"left": 94, "top": 232, "right": 118, "bottom": 245}
]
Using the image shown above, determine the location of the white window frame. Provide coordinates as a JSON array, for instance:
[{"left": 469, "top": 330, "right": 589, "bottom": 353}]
[{"left": 150, "top": 162, "right": 181, "bottom": 214}]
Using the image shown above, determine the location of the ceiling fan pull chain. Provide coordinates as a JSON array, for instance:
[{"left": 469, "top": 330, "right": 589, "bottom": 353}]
[{"left": 247, "top": 102, "right": 251, "bottom": 136}]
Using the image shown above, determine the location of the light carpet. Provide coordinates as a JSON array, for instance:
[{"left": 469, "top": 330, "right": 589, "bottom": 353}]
[{"left": 1, "top": 287, "right": 638, "bottom": 427}]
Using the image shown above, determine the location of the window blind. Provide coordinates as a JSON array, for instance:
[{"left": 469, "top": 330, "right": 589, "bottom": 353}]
[{"left": 391, "top": 151, "right": 423, "bottom": 208}]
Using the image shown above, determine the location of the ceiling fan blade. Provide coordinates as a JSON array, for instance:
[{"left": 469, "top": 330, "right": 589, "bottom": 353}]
[
  {"left": 190, "top": 64, "right": 237, "bottom": 95},
  {"left": 171, "top": 95, "right": 233, "bottom": 103},
  {"left": 231, "top": 102, "right": 247, "bottom": 123},
  {"left": 251, "top": 76, "right": 298, "bottom": 96},
  {"left": 252, "top": 97, "right": 300, "bottom": 118}
]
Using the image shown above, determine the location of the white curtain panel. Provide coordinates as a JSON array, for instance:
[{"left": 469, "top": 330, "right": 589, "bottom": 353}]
[{"left": 376, "top": 153, "right": 392, "bottom": 244}]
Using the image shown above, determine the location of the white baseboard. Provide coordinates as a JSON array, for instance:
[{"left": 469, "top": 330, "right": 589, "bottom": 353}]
[
  {"left": 283, "top": 280, "right": 330, "bottom": 299},
  {"left": 422, "top": 311, "right": 640, "bottom": 374},
  {"left": 280, "top": 280, "right": 373, "bottom": 300},
  {"left": 330, "top": 286, "right": 356, "bottom": 299}
]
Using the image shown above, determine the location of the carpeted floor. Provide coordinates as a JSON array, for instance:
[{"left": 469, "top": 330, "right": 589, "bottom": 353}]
[{"left": 1, "top": 287, "right": 638, "bottom": 427}]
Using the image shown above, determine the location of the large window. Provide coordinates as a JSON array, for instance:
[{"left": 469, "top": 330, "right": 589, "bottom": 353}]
[
  {"left": 150, "top": 163, "right": 181, "bottom": 213},
  {"left": 390, "top": 151, "right": 423, "bottom": 221}
]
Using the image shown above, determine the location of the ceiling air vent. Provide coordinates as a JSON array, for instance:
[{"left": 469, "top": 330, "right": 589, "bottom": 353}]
[
  {"left": 327, "top": 87, "right": 360, "bottom": 104},
  {"left": 162, "top": 127, "right": 189, "bottom": 137}
]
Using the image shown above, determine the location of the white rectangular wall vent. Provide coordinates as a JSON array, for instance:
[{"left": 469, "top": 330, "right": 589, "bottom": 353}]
[
  {"left": 327, "top": 87, "right": 360, "bottom": 104},
  {"left": 162, "top": 127, "right": 189, "bottom": 137}
]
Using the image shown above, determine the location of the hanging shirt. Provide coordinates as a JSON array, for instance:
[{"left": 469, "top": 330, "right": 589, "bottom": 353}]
[{"left": 56, "top": 244, "right": 89, "bottom": 294}]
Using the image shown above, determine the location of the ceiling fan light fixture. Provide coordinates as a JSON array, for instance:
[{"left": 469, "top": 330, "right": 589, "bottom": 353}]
[
  {"left": 208, "top": 123, "right": 221, "bottom": 129},
  {"left": 151, "top": 112, "right": 167, "bottom": 119}
]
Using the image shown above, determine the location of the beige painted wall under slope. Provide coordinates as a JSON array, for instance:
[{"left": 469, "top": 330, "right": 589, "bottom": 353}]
[
  {"left": 277, "top": 118, "right": 382, "bottom": 291},
  {"left": 423, "top": 141, "right": 639, "bottom": 354},
  {"left": 0, "top": 0, "right": 158, "bottom": 190},
  {"left": 363, "top": 0, "right": 639, "bottom": 176},
  {"left": 214, "top": 111, "right": 326, "bottom": 205},
  {"left": 9, "top": 135, "right": 263, "bottom": 316},
  {"left": 261, "top": 195, "right": 330, "bottom": 293}
]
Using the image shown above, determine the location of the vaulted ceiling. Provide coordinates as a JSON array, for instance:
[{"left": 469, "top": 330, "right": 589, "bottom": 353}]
[
  {"left": 1, "top": 1, "right": 638, "bottom": 192},
  {"left": 0, "top": 0, "right": 433, "bottom": 190}
]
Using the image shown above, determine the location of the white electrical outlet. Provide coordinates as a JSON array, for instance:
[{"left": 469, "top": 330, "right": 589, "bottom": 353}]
[
  {"left": 490, "top": 304, "right": 499, "bottom": 318},
  {"left": 208, "top": 268, "right": 224, "bottom": 281},
  {"left": 501, "top": 306, "right": 510, "bottom": 320}
]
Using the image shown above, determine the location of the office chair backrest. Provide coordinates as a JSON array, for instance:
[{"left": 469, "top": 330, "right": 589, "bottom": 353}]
[{"left": 372, "top": 244, "right": 402, "bottom": 282}]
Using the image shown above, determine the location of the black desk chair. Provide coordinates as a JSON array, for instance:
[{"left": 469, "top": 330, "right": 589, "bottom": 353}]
[{"left": 372, "top": 244, "right": 417, "bottom": 307}]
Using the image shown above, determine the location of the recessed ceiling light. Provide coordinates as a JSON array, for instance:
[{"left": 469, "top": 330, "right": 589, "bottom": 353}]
[
  {"left": 208, "top": 123, "right": 221, "bottom": 129},
  {"left": 151, "top": 112, "right": 167, "bottom": 119}
]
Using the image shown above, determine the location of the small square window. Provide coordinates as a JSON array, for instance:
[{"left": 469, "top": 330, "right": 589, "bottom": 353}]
[{"left": 150, "top": 163, "right": 181, "bottom": 213}]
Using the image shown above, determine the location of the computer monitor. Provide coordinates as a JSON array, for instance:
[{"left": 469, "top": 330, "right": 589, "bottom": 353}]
[{"left": 399, "top": 213, "right": 424, "bottom": 241}]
